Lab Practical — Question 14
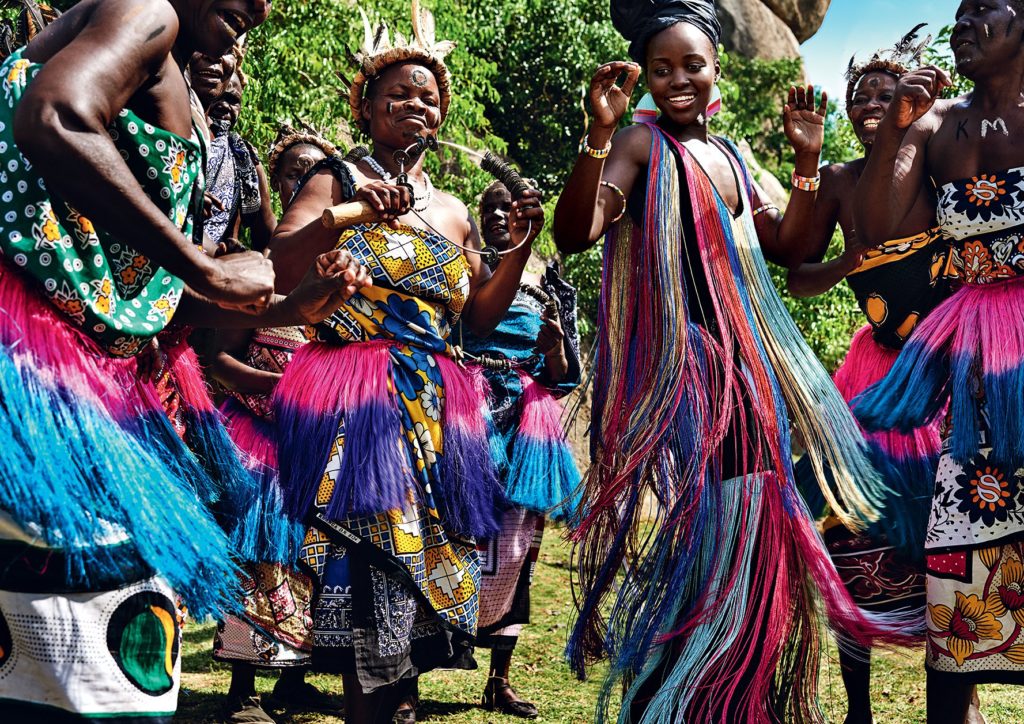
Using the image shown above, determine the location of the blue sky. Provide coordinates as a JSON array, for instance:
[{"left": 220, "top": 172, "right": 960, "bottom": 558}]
[{"left": 802, "top": 2, "right": 957, "bottom": 100}]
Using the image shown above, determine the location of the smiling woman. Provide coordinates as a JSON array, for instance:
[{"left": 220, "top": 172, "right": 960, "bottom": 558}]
[
  {"left": 264, "top": 2, "right": 545, "bottom": 720},
  {"left": 554, "top": 0, "right": 917, "bottom": 721}
]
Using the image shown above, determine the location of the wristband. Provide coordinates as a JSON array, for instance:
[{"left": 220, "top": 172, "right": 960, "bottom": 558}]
[
  {"left": 791, "top": 172, "right": 821, "bottom": 193},
  {"left": 580, "top": 136, "right": 612, "bottom": 159}
]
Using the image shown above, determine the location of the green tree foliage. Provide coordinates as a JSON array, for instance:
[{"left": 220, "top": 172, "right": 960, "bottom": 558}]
[
  {"left": 236, "top": 0, "right": 506, "bottom": 204},
  {"left": 23, "top": 3, "right": 970, "bottom": 368}
]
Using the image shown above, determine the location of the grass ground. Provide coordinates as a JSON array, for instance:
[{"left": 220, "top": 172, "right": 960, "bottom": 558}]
[{"left": 177, "top": 531, "right": 1024, "bottom": 723}]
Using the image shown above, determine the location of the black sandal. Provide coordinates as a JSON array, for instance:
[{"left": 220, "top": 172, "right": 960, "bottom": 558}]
[
  {"left": 393, "top": 691, "right": 418, "bottom": 723},
  {"left": 481, "top": 676, "right": 539, "bottom": 719}
]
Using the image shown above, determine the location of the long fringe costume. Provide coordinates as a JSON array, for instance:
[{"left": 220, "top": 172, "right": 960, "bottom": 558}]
[
  {"left": 856, "top": 166, "right": 1024, "bottom": 683},
  {"left": 567, "top": 124, "right": 914, "bottom": 723},
  {"left": 0, "top": 49, "right": 255, "bottom": 719},
  {"left": 275, "top": 206, "right": 505, "bottom": 691}
]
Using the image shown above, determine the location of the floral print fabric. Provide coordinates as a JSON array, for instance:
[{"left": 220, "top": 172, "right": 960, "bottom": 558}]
[
  {"left": 0, "top": 49, "right": 203, "bottom": 357},
  {"left": 926, "top": 543, "right": 1024, "bottom": 678},
  {"left": 926, "top": 401, "right": 1024, "bottom": 680},
  {"left": 938, "top": 167, "right": 1024, "bottom": 285}
]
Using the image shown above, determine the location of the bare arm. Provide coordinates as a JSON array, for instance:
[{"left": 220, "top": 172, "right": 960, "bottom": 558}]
[
  {"left": 535, "top": 310, "right": 569, "bottom": 382},
  {"left": 461, "top": 190, "right": 545, "bottom": 337},
  {"left": 208, "top": 327, "right": 281, "bottom": 396},
  {"left": 176, "top": 249, "right": 371, "bottom": 328},
  {"left": 247, "top": 162, "right": 277, "bottom": 252},
  {"left": 787, "top": 247, "right": 863, "bottom": 297},
  {"left": 553, "top": 61, "right": 644, "bottom": 254},
  {"left": 268, "top": 170, "right": 344, "bottom": 293},
  {"left": 13, "top": 0, "right": 268, "bottom": 306},
  {"left": 853, "top": 67, "right": 950, "bottom": 247},
  {"left": 757, "top": 86, "right": 833, "bottom": 268}
]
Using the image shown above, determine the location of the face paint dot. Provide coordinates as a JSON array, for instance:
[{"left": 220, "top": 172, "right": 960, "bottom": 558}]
[{"left": 411, "top": 69, "right": 429, "bottom": 87}]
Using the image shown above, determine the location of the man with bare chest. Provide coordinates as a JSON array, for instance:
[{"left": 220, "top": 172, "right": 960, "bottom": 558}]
[
  {"left": 854, "top": 2, "right": 1024, "bottom": 720},
  {"left": 0, "top": 1, "right": 371, "bottom": 720}
]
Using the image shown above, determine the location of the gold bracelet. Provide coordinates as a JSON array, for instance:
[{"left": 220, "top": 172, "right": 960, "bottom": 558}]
[
  {"left": 601, "top": 180, "right": 626, "bottom": 223},
  {"left": 580, "top": 136, "right": 611, "bottom": 159},
  {"left": 791, "top": 172, "right": 821, "bottom": 193}
]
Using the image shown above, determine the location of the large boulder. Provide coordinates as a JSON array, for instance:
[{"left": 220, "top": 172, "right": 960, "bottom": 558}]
[
  {"left": 759, "top": 0, "right": 832, "bottom": 42},
  {"left": 717, "top": 0, "right": 831, "bottom": 59}
]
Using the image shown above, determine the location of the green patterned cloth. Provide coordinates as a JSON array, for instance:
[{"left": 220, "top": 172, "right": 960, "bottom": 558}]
[{"left": 0, "top": 48, "right": 204, "bottom": 357}]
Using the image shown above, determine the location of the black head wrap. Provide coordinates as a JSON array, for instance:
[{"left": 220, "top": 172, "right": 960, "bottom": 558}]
[{"left": 611, "top": 0, "right": 721, "bottom": 63}]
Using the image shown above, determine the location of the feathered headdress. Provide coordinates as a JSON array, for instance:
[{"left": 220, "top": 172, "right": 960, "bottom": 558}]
[
  {"left": 845, "top": 23, "right": 930, "bottom": 109},
  {"left": 267, "top": 123, "right": 339, "bottom": 180},
  {"left": 343, "top": 0, "right": 456, "bottom": 132}
]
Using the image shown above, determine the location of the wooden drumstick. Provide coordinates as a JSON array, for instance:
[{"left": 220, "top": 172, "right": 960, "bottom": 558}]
[{"left": 321, "top": 200, "right": 379, "bottom": 229}]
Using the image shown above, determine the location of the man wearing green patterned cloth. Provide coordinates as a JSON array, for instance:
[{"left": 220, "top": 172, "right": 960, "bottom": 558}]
[{"left": 0, "top": 1, "right": 371, "bottom": 720}]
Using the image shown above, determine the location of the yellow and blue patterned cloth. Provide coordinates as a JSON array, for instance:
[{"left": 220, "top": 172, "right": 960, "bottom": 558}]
[{"left": 282, "top": 221, "right": 483, "bottom": 689}]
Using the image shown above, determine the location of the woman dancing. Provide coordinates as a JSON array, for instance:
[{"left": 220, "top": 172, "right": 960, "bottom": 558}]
[{"left": 554, "top": 0, "right": 911, "bottom": 720}]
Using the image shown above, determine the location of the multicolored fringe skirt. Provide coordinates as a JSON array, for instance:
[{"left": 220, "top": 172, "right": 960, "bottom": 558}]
[
  {"left": 213, "top": 397, "right": 312, "bottom": 669},
  {"left": 856, "top": 277, "right": 1024, "bottom": 681},
  {"left": 275, "top": 326, "right": 502, "bottom": 689},
  {"left": 0, "top": 261, "right": 253, "bottom": 717},
  {"left": 820, "top": 325, "right": 936, "bottom": 615}
]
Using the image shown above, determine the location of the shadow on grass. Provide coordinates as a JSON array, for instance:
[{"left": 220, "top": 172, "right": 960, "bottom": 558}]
[
  {"left": 175, "top": 688, "right": 224, "bottom": 723},
  {"left": 416, "top": 699, "right": 481, "bottom": 720}
]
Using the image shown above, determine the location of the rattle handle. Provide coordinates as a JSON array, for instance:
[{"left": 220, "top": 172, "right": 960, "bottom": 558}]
[{"left": 321, "top": 200, "right": 378, "bottom": 229}]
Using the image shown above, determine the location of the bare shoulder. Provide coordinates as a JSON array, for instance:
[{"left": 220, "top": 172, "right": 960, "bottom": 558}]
[
  {"left": 29, "top": 0, "right": 177, "bottom": 65},
  {"left": 83, "top": 0, "right": 178, "bottom": 46},
  {"left": 613, "top": 123, "right": 653, "bottom": 162},
  {"left": 433, "top": 187, "right": 471, "bottom": 221},
  {"left": 916, "top": 97, "right": 960, "bottom": 135},
  {"left": 820, "top": 159, "right": 861, "bottom": 194}
]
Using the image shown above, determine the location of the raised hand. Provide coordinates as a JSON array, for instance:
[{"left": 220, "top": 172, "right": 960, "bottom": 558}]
[
  {"left": 508, "top": 188, "right": 544, "bottom": 248},
  {"left": 783, "top": 85, "right": 828, "bottom": 157},
  {"left": 891, "top": 66, "right": 951, "bottom": 129},
  {"left": 534, "top": 306, "right": 565, "bottom": 357},
  {"left": 590, "top": 61, "right": 642, "bottom": 130},
  {"left": 288, "top": 249, "right": 373, "bottom": 324}
]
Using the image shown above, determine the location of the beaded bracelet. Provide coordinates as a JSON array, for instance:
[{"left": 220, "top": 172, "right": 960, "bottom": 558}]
[
  {"left": 580, "top": 136, "right": 612, "bottom": 159},
  {"left": 601, "top": 180, "right": 627, "bottom": 223},
  {"left": 791, "top": 172, "right": 821, "bottom": 193},
  {"left": 752, "top": 203, "right": 778, "bottom": 217}
]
